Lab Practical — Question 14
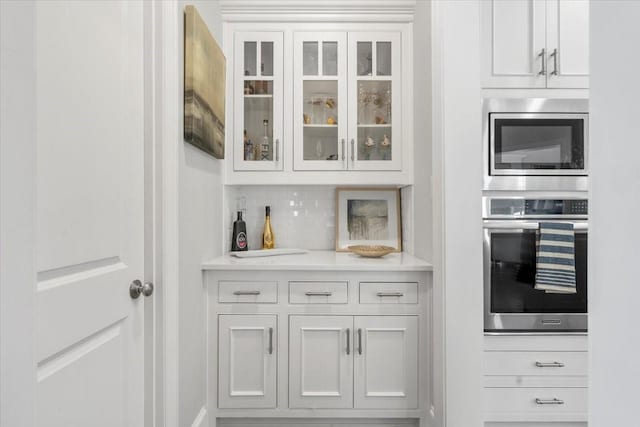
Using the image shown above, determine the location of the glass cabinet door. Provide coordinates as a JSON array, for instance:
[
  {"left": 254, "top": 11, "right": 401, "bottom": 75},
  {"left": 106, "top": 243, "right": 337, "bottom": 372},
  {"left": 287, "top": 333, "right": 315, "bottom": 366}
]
[
  {"left": 293, "top": 32, "right": 348, "bottom": 171},
  {"left": 234, "top": 32, "right": 283, "bottom": 171},
  {"left": 348, "top": 32, "right": 401, "bottom": 171}
]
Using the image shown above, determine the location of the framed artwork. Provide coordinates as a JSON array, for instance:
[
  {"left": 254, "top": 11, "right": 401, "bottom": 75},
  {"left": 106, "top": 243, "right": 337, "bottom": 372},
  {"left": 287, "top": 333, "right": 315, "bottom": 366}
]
[
  {"left": 335, "top": 187, "right": 402, "bottom": 252},
  {"left": 184, "top": 5, "right": 226, "bottom": 158}
]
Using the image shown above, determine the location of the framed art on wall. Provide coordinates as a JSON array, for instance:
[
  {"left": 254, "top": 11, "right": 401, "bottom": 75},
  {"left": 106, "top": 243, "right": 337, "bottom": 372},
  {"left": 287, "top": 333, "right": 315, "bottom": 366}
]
[
  {"left": 335, "top": 187, "right": 402, "bottom": 252},
  {"left": 184, "top": 5, "right": 226, "bottom": 158}
]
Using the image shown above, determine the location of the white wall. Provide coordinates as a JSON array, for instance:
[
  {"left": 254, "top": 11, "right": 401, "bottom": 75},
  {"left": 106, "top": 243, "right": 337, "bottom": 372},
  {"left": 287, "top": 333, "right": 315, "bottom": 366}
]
[
  {"left": 0, "top": 2, "right": 37, "bottom": 426},
  {"left": 412, "top": 0, "right": 432, "bottom": 262},
  {"left": 176, "top": 1, "right": 224, "bottom": 426},
  {"left": 431, "top": 1, "right": 483, "bottom": 427},
  {"left": 589, "top": 2, "right": 640, "bottom": 426}
]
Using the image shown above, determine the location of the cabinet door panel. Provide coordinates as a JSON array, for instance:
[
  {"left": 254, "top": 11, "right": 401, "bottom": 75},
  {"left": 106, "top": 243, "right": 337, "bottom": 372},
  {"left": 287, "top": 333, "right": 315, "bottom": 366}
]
[
  {"left": 546, "top": 0, "right": 589, "bottom": 88},
  {"left": 354, "top": 316, "right": 418, "bottom": 409},
  {"left": 234, "top": 32, "right": 284, "bottom": 171},
  {"left": 348, "top": 32, "right": 402, "bottom": 171},
  {"left": 293, "top": 32, "right": 348, "bottom": 171},
  {"left": 289, "top": 316, "right": 353, "bottom": 408},
  {"left": 481, "top": 0, "right": 547, "bottom": 88},
  {"left": 218, "top": 315, "right": 277, "bottom": 408}
]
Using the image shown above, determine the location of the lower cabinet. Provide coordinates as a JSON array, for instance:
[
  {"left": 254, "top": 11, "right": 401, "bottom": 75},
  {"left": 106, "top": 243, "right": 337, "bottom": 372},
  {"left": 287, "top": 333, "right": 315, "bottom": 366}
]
[
  {"left": 218, "top": 315, "right": 277, "bottom": 409},
  {"left": 289, "top": 315, "right": 418, "bottom": 409}
]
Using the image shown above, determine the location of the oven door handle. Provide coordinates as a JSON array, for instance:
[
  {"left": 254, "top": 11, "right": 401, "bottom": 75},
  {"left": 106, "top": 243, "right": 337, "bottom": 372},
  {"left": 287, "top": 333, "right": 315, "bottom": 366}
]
[{"left": 483, "top": 221, "right": 588, "bottom": 231}]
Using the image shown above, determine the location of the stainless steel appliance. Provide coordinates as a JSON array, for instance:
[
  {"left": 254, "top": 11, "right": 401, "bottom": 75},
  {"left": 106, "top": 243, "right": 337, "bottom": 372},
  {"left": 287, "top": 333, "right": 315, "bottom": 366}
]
[
  {"left": 483, "top": 98, "right": 589, "bottom": 191},
  {"left": 483, "top": 196, "right": 588, "bottom": 332}
]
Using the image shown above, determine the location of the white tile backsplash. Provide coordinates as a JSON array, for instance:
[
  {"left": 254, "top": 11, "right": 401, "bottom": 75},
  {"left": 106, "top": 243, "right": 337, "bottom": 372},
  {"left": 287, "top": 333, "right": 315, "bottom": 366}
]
[{"left": 224, "top": 185, "right": 413, "bottom": 253}]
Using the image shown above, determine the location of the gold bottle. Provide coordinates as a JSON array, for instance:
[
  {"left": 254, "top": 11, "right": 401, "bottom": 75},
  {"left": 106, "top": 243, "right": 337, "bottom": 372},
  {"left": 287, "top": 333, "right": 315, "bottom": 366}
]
[{"left": 262, "top": 206, "right": 275, "bottom": 249}]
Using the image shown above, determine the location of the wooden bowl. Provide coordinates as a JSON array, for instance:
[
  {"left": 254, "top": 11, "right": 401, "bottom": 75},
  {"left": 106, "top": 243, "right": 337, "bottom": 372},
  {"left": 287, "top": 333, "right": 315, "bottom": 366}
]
[{"left": 347, "top": 245, "right": 396, "bottom": 258}]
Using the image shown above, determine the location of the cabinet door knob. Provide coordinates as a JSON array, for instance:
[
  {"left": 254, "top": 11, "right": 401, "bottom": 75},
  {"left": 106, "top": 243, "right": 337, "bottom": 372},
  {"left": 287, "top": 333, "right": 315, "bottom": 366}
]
[
  {"left": 357, "top": 328, "right": 363, "bottom": 355},
  {"left": 341, "top": 138, "right": 346, "bottom": 163},
  {"left": 268, "top": 327, "right": 273, "bottom": 355},
  {"left": 129, "top": 280, "right": 154, "bottom": 299},
  {"left": 275, "top": 139, "right": 280, "bottom": 162},
  {"left": 550, "top": 48, "right": 559, "bottom": 76},
  {"left": 350, "top": 139, "right": 355, "bottom": 165}
]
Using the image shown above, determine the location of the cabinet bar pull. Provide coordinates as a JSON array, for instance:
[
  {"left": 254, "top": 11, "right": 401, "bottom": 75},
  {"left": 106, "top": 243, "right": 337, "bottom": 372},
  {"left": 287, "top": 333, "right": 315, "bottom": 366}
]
[
  {"left": 233, "top": 290, "right": 261, "bottom": 296},
  {"left": 538, "top": 48, "right": 546, "bottom": 75},
  {"left": 550, "top": 48, "right": 559, "bottom": 75},
  {"left": 275, "top": 139, "right": 280, "bottom": 162},
  {"left": 358, "top": 328, "right": 363, "bottom": 355},
  {"left": 535, "top": 398, "right": 564, "bottom": 405},
  {"left": 341, "top": 138, "right": 345, "bottom": 162},
  {"left": 268, "top": 327, "right": 273, "bottom": 354},
  {"left": 346, "top": 328, "right": 350, "bottom": 355},
  {"left": 376, "top": 292, "right": 404, "bottom": 297},
  {"left": 350, "top": 139, "right": 355, "bottom": 165},
  {"left": 535, "top": 361, "right": 565, "bottom": 368},
  {"left": 305, "top": 291, "right": 333, "bottom": 296}
]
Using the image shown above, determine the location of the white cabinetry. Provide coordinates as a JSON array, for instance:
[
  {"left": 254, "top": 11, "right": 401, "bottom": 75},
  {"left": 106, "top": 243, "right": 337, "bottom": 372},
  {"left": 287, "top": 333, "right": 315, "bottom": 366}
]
[
  {"left": 289, "top": 315, "right": 418, "bottom": 410},
  {"left": 218, "top": 315, "right": 277, "bottom": 409},
  {"left": 483, "top": 334, "right": 588, "bottom": 426},
  {"left": 204, "top": 254, "right": 432, "bottom": 425},
  {"left": 481, "top": 0, "right": 589, "bottom": 89},
  {"left": 289, "top": 315, "right": 353, "bottom": 409},
  {"left": 233, "top": 32, "right": 284, "bottom": 171},
  {"left": 354, "top": 316, "right": 418, "bottom": 409},
  {"left": 226, "top": 22, "right": 413, "bottom": 185}
]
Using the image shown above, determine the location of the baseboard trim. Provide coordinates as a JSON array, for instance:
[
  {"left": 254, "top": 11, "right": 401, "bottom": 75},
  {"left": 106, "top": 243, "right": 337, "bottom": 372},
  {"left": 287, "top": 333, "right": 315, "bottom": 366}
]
[{"left": 190, "top": 406, "right": 207, "bottom": 427}]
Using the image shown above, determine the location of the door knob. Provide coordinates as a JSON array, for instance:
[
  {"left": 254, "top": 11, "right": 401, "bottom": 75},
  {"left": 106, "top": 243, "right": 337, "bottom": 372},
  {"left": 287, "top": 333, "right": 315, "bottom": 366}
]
[{"left": 130, "top": 279, "right": 154, "bottom": 299}]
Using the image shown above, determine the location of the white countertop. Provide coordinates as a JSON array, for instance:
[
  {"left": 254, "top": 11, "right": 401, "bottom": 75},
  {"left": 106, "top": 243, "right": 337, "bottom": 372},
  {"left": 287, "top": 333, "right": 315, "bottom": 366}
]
[{"left": 202, "top": 250, "right": 433, "bottom": 272}]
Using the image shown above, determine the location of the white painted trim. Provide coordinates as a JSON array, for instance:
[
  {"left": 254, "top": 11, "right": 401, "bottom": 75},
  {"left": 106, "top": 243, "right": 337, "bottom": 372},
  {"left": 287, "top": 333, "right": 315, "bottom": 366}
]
[
  {"left": 159, "top": 1, "right": 181, "bottom": 427},
  {"left": 0, "top": 2, "right": 37, "bottom": 426},
  {"left": 220, "top": 0, "right": 416, "bottom": 23},
  {"left": 190, "top": 406, "right": 208, "bottom": 427}
]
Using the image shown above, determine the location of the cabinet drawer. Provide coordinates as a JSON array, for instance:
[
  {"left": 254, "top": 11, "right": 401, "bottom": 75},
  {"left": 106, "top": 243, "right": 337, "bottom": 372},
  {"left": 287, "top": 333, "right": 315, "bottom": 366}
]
[
  {"left": 289, "top": 281, "right": 348, "bottom": 304},
  {"left": 359, "top": 282, "right": 418, "bottom": 304},
  {"left": 484, "top": 387, "right": 588, "bottom": 417},
  {"left": 218, "top": 281, "right": 278, "bottom": 303},
  {"left": 484, "top": 351, "right": 588, "bottom": 377}
]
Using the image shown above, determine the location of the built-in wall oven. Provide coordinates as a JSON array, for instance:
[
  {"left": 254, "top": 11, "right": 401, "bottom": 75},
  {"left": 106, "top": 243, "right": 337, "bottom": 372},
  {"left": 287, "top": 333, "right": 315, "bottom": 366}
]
[
  {"left": 483, "top": 197, "right": 588, "bottom": 332},
  {"left": 483, "top": 98, "right": 589, "bottom": 191}
]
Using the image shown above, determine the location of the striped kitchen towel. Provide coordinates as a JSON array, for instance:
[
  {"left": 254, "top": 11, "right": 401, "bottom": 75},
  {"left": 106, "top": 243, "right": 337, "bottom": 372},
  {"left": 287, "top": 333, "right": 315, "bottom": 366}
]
[{"left": 534, "top": 222, "right": 577, "bottom": 294}]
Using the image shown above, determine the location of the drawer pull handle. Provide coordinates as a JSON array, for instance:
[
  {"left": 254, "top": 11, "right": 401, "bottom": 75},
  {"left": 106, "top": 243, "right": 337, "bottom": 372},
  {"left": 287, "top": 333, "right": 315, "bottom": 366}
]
[
  {"left": 377, "top": 292, "right": 404, "bottom": 297},
  {"left": 535, "top": 398, "right": 564, "bottom": 405},
  {"left": 233, "top": 290, "right": 261, "bottom": 296},
  {"left": 305, "top": 291, "right": 333, "bottom": 297},
  {"left": 268, "top": 327, "right": 273, "bottom": 354},
  {"left": 535, "top": 361, "right": 565, "bottom": 368}
]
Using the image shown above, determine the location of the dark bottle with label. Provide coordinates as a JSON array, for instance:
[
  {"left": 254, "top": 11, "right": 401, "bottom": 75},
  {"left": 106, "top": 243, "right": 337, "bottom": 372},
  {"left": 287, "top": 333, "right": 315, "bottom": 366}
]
[{"left": 231, "top": 211, "right": 248, "bottom": 252}]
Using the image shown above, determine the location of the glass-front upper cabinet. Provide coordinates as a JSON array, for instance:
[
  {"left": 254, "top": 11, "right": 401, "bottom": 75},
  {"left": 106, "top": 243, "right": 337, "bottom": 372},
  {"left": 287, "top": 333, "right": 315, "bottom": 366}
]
[
  {"left": 348, "top": 32, "right": 401, "bottom": 171},
  {"left": 234, "top": 32, "right": 283, "bottom": 171},
  {"left": 293, "top": 32, "right": 348, "bottom": 171}
]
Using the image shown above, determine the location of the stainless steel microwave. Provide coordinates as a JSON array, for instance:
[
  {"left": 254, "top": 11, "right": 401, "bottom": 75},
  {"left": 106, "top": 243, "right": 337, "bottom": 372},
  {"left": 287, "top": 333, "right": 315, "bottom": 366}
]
[{"left": 483, "top": 99, "right": 589, "bottom": 191}]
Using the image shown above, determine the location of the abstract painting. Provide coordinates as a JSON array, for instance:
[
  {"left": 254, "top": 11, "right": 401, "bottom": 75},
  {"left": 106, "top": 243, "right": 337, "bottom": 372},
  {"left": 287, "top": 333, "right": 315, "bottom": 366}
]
[
  {"left": 335, "top": 188, "right": 402, "bottom": 252},
  {"left": 184, "top": 5, "right": 225, "bottom": 158}
]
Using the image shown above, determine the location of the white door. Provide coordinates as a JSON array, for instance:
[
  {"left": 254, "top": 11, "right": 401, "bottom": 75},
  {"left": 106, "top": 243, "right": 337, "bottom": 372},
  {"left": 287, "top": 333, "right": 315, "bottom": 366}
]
[
  {"left": 354, "top": 316, "right": 418, "bottom": 409},
  {"left": 233, "top": 32, "right": 284, "bottom": 171},
  {"left": 293, "top": 31, "right": 348, "bottom": 171},
  {"left": 481, "top": 0, "right": 547, "bottom": 88},
  {"left": 546, "top": 0, "right": 589, "bottom": 88},
  {"left": 348, "top": 32, "right": 402, "bottom": 171},
  {"left": 218, "top": 315, "right": 277, "bottom": 409},
  {"left": 35, "top": 1, "right": 145, "bottom": 426},
  {"left": 289, "top": 316, "right": 353, "bottom": 409}
]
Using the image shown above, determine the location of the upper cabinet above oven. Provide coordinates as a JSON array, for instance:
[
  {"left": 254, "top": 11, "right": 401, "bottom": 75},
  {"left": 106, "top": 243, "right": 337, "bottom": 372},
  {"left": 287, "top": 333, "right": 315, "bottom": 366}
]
[{"left": 481, "top": 0, "right": 589, "bottom": 89}]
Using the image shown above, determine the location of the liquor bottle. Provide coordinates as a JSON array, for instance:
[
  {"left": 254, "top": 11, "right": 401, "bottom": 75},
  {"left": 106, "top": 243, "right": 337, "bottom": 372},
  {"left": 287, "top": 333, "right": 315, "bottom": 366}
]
[
  {"left": 231, "top": 211, "right": 248, "bottom": 252},
  {"left": 262, "top": 206, "right": 275, "bottom": 249},
  {"left": 260, "top": 119, "right": 270, "bottom": 160}
]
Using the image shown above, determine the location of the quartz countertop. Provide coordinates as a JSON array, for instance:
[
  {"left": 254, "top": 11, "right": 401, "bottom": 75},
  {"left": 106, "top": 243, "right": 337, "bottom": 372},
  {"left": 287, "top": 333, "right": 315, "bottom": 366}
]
[{"left": 202, "top": 250, "right": 433, "bottom": 272}]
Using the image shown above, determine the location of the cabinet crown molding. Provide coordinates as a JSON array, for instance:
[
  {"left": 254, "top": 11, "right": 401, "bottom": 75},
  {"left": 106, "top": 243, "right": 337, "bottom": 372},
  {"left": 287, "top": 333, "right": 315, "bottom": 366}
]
[{"left": 220, "top": 0, "right": 416, "bottom": 22}]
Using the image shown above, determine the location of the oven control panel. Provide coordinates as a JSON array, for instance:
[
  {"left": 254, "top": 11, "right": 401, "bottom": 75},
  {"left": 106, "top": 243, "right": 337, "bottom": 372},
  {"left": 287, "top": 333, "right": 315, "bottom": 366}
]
[{"left": 485, "top": 198, "right": 588, "bottom": 218}]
